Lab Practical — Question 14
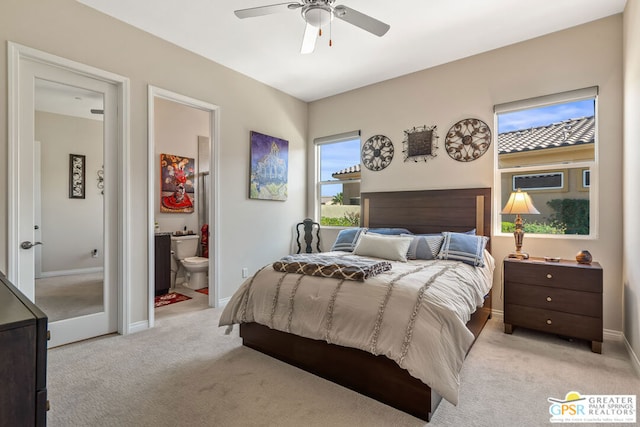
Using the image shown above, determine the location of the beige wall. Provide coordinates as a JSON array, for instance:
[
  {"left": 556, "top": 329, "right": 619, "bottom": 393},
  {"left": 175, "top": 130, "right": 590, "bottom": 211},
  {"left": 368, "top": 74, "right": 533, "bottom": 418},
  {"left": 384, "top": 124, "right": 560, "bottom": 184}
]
[
  {"left": 0, "top": 0, "right": 308, "bottom": 324},
  {"left": 623, "top": 0, "right": 640, "bottom": 365},
  {"left": 309, "top": 16, "right": 624, "bottom": 332},
  {"left": 154, "top": 97, "right": 209, "bottom": 236}
]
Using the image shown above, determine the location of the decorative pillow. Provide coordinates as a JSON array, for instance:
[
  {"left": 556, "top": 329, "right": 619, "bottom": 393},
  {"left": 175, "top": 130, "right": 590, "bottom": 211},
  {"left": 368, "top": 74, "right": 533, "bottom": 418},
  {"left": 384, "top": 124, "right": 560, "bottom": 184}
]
[
  {"left": 353, "top": 233, "right": 412, "bottom": 262},
  {"left": 367, "top": 228, "right": 413, "bottom": 236},
  {"left": 436, "top": 232, "right": 489, "bottom": 267},
  {"left": 403, "top": 234, "right": 444, "bottom": 260},
  {"left": 331, "top": 227, "right": 367, "bottom": 252}
]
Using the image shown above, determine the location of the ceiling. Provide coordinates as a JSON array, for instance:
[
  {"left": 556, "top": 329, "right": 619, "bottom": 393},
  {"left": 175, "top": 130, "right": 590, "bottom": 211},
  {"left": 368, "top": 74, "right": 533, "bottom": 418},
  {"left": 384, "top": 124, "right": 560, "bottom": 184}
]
[
  {"left": 77, "top": 0, "right": 626, "bottom": 102},
  {"left": 36, "top": 79, "right": 104, "bottom": 121}
]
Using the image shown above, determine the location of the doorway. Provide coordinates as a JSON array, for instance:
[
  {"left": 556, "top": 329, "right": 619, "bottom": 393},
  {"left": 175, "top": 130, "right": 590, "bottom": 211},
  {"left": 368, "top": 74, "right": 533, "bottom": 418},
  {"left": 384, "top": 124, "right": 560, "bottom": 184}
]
[
  {"left": 147, "top": 86, "right": 220, "bottom": 328},
  {"left": 8, "top": 42, "right": 131, "bottom": 347}
]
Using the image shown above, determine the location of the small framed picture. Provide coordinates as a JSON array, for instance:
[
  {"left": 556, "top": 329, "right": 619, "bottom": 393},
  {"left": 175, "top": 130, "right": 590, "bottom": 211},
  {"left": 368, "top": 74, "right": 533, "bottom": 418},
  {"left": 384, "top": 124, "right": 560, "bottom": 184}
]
[{"left": 69, "top": 153, "right": 86, "bottom": 199}]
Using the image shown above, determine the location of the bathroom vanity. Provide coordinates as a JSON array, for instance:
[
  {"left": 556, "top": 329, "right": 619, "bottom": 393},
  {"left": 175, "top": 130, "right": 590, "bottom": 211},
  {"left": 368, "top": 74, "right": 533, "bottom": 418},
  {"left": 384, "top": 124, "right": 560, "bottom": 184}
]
[{"left": 154, "top": 233, "right": 172, "bottom": 295}]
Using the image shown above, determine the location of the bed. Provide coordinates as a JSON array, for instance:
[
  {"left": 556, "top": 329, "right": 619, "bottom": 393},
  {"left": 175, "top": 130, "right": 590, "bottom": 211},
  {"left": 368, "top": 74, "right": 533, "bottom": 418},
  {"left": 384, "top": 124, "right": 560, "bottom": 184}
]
[{"left": 219, "top": 188, "right": 493, "bottom": 421}]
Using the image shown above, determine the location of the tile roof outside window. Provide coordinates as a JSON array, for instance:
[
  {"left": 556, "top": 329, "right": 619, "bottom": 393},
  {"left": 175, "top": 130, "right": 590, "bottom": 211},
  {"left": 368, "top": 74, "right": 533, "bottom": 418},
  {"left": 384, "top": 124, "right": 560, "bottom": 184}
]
[
  {"left": 332, "top": 164, "right": 361, "bottom": 179},
  {"left": 498, "top": 116, "right": 594, "bottom": 154}
]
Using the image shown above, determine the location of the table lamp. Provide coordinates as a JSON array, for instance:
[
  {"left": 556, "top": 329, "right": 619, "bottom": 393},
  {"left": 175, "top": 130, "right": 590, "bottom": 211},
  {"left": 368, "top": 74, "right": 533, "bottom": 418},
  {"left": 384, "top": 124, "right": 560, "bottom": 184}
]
[{"left": 501, "top": 189, "right": 540, "bottom": 259}]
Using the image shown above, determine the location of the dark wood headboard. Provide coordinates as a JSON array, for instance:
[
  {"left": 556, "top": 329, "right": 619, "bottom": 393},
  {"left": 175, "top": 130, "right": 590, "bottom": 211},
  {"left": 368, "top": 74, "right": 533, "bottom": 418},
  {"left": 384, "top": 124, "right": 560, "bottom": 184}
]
[{"left": 360, "top": 188, "right": 492, "bottom": 251}]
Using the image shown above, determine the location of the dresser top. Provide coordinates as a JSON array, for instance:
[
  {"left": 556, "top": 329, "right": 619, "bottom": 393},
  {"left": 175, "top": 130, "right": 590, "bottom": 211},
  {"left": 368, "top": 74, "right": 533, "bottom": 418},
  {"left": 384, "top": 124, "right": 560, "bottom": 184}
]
[
  {"left": 504, "top": 256, "right": 602, "bottom": 270},
  {"left": 0, "top": 272, "right": 47, "bottom": 332},
  {"left": 0, "top": 282, "right": 37, "bottom": 331}
]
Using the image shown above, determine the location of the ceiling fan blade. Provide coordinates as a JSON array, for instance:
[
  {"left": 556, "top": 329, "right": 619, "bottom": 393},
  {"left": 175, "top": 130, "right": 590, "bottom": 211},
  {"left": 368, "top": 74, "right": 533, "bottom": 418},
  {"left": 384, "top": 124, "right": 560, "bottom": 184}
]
[
  {"left": 234, "top": 2, "right": 301, "bottom": 19},
  {"left": 300, "top": 22, "right": 318, "bottom": 54},
  {"left": 333, "top": 5, "right": 390, "bottom": 37}
]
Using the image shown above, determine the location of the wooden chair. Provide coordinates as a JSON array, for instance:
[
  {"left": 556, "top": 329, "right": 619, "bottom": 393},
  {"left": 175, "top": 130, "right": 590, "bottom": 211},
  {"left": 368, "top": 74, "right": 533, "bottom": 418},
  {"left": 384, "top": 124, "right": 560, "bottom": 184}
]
[{"left": 295, "top": 218, "right": 321, "bottom": 254}]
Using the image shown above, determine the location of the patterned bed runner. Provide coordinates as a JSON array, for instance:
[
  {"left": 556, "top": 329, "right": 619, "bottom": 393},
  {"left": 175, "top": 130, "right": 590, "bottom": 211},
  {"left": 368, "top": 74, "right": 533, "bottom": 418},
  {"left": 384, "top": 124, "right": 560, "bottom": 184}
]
[{"left": 273, "top": 253, "right": 392, "bottom": 281}]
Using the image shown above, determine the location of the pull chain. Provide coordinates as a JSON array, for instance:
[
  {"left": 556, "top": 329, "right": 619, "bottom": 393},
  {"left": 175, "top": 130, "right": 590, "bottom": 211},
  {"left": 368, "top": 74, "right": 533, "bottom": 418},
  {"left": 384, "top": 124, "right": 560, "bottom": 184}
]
[{"left": 329, "top": 18, "right": 333, "bottom": 47}]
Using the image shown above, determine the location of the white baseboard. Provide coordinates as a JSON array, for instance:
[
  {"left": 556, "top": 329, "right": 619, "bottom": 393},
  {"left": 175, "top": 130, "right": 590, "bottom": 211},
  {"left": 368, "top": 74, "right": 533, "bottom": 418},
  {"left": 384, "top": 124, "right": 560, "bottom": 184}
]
[
  {"left": 39, "top": 267, "right": 104, "bottom": 278},
  {"left": 624, "top": 337, "right": 640, "bottom": 378},
  {"left": 127, "top": 320, "right": 149, "bottom": 334},
  {"left": 217, "top": 296, "right": 230, "bottom": 307},
  {"left": 603, "top": 328, "right": 624, "bottom": 342}
]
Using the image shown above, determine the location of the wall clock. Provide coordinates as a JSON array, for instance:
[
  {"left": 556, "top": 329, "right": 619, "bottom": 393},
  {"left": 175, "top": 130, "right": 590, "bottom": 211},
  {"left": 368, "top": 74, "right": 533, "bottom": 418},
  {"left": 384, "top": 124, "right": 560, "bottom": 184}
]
[
  {"left": 445, "top": 118, "right": 491, "bottom": 162},
  {"left": 402, "top": 125, "right": 438, "bottom": 162},
  {"left": 362, "top": 134, "right": 394, "bottom": 171}
]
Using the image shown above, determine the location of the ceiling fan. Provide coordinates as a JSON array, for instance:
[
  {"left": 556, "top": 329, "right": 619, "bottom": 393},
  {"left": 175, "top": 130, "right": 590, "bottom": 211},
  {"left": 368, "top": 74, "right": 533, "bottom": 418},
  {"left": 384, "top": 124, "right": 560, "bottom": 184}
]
[{"left": 234, "top": 0, "right": 390, "bottom": 54}]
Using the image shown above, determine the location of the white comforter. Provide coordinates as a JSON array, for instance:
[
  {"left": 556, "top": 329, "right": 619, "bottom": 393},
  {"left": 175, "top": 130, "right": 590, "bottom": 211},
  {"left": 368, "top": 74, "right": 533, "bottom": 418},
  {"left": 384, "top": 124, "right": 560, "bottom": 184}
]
[{"left": 219, "top": 251, "right": 495, "bottom": 405}]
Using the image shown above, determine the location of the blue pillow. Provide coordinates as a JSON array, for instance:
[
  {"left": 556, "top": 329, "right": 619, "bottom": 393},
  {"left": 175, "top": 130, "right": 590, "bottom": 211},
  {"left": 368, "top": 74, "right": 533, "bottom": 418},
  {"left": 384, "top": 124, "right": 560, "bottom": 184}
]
[
  {"left": 403, "top": 234, "right": 444, "bottom": 260},
  {"left": 331, "top": 227, "right": 367, "bottom": 252},
  {"left": 436, "top": 232, "right": 489, "bottom": 267},
  {"left": 367, "top": 228, "right": 413, "bottom": 236}
]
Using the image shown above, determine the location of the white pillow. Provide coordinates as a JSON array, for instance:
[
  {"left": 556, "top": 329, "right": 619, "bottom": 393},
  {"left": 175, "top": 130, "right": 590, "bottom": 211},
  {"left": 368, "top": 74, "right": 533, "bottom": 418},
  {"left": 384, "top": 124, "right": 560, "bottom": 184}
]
[{"left": 353, "top": 233, "right": 412, "bottom": 262}]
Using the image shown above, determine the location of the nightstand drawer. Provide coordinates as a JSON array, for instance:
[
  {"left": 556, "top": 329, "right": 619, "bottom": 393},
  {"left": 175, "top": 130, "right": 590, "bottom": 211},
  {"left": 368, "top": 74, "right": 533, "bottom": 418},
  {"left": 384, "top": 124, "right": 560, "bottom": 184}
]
[
  {"left": 504, "top": 260, "right": 602, "bottom": 293},
  {"left": 506, "top": 304, "right": 603, "bottom": 342},
  {"left": 505, "top": 282, "right": 602, "bottom": 317}
]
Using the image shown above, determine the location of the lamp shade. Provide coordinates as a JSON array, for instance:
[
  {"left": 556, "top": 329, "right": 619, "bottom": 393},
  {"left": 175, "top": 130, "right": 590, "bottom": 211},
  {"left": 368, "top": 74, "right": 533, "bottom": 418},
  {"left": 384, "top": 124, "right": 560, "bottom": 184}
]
[{"left": 501, "top": 189, "right": 540, "bottom": 215}]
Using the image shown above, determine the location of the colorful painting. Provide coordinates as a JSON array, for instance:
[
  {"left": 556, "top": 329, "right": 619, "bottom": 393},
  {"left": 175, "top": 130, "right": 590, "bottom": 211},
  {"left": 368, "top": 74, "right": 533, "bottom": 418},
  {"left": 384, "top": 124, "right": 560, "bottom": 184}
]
[
  {"left": 160, "top": 153, "right": 195, "bottom": 213},
  {"left": 249, "top": 131, "right": 288, "bottom": 201}
]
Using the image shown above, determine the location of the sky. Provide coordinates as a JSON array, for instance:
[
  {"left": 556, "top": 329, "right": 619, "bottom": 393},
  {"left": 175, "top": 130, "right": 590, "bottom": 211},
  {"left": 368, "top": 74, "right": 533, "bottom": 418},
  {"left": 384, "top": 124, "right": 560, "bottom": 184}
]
[
  {"left": 320, "top": 138, "right": 360, "bottom": 197},
  {"left": 320, "top": 138, "right": 360, "bottom": 181},
  {"left": 498, "top": 99, "right": 594, "bottom": 133}
]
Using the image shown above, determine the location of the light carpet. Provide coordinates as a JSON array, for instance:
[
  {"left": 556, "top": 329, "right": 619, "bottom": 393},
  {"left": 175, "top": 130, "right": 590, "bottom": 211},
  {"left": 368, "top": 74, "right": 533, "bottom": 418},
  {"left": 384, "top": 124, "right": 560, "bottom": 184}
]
[
  {"left": 35, "top": 273, "right": 103, "bottom": 322},
  {"left": 47, "top": 307, "right": 639, "bottom": 426}
]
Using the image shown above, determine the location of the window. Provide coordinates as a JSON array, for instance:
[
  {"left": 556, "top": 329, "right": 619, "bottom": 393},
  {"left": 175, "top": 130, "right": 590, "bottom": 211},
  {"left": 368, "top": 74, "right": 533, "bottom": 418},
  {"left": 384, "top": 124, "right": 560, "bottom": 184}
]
[
  {"left": 582, "top": 169, "right": 591, "bottom": 188},
  {"left": 495, "top": 87, "right": 597, "bottom": 236},
  {"left": 512, "top": 172, "right": 564, "bottom": 191},
  {"left": 315, "top": 131, "right": 361, "bottom": 227}
]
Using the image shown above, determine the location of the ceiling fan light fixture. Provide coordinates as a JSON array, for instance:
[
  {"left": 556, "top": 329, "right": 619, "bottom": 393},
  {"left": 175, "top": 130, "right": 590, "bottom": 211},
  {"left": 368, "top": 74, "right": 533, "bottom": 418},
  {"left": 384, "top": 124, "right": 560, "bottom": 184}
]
[
  {"left": 234, "top": 0, "right": 390, "bottom": 53},
  {"left": 302, "top": 5, "right": 333, "bottom": 28}
]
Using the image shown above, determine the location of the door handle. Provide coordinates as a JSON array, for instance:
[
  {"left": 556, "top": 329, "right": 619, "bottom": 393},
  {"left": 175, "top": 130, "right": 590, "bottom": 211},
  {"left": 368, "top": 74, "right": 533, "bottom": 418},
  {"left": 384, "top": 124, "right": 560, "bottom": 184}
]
[{"left": 21, "top": 241, "right": 43, "bottom": 249}]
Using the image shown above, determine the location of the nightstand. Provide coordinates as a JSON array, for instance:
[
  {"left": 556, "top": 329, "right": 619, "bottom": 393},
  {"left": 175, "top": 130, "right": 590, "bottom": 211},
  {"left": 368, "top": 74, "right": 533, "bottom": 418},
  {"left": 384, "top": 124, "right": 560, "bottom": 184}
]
[{"left": 503, "top": 257, "right": 603, "bottom": 353}]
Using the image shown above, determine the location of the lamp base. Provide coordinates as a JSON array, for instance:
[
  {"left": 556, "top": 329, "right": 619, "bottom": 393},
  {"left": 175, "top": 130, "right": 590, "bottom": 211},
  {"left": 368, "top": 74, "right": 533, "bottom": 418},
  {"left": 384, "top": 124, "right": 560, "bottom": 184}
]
[{"left": 508, "top": 252, "right": 530, "bottom": 260}]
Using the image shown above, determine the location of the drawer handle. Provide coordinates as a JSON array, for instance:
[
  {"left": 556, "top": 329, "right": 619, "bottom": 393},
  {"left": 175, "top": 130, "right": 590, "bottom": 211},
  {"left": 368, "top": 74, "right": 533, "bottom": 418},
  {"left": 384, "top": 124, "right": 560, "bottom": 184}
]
[
  {"left": 546, "top": 296, "right": 552, "bottom": 302},
  {"left": 546, "top": 273, "right": 553, "bottom": 279},
  {"left": 546, "top": 319, "right": 553, "bottom": 325}
]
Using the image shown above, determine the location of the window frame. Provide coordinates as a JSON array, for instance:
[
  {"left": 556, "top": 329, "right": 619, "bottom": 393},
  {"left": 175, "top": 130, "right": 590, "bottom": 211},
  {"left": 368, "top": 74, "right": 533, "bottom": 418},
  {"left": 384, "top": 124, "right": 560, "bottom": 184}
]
[
  {"left": 493, "top": 87, "right": 599, "bottom": 239},
  {"left": 312, "top": 130, "right": 361, "bottom": 227}
]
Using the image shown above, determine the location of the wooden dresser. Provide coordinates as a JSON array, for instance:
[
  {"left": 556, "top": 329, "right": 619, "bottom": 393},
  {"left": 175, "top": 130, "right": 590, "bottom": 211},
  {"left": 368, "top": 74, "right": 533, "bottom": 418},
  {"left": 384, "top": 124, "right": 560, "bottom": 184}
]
[
  {"left": 0, "top": 272, "right": 48, "bottom": 426},
  {"left": 503, "top": 257, "right": 603, "bottom": 353}
]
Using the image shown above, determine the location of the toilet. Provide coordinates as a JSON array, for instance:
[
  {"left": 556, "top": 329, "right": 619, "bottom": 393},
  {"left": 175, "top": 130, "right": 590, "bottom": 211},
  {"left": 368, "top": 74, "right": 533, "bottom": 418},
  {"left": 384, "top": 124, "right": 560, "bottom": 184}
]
[{"left": 170, "top": 234, "right": 209, "bottom": 289}]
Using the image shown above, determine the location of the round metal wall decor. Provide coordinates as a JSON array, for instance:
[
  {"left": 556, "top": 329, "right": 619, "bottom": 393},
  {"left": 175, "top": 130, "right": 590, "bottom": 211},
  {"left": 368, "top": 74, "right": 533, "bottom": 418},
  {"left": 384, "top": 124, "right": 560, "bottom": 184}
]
[
  {"left": 445, "top": 118, "right": 492, "bottom": 162},
  {"left": 362, "top": 134, "right": 394, "bottom": 171}
]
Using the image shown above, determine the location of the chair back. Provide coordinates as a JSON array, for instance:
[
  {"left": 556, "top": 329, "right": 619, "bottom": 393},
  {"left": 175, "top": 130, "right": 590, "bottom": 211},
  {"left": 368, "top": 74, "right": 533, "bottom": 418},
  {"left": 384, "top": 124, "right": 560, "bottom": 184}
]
[{"left": 295, "top": 218, "right": 321, "bottom": 253}]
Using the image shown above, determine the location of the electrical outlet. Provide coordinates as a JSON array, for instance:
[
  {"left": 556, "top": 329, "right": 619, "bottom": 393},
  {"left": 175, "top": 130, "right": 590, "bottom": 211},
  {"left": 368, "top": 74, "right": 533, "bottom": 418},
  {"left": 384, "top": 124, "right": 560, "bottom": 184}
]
[{"left": 242, "top": 267, "right": 249, "bottom": 278}]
